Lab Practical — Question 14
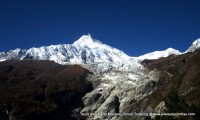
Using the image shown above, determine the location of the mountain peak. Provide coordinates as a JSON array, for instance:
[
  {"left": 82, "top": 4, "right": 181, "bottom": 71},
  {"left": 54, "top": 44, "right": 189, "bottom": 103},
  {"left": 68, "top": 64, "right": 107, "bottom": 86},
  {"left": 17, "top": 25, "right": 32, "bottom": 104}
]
[
  {"left": 185, "top": 38, "right": 200, "bottom": 53},
  {"left": 193, "top": 38, "right": 200, "bottom": 44},
  {"left": 165, "top": 47, "right": 180, "bottom": 52},
  {"left": 80, "top": 33, "right": 92, "bottom": 40},
  {"left": 138, "top": 48, "right": 181, "bottom": 60},
  {"left": 0, "top": 34, "right": 130, "bottom": 64},
  {"left": 73, "top": 34, "right": 102, "bottom": 46}
]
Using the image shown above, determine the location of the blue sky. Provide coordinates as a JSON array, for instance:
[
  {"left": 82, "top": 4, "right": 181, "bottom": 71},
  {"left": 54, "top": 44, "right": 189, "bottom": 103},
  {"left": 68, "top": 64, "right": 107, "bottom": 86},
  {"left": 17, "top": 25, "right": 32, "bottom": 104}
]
[{"left": 0, "top": 0, "right": 200, "bottom": 56}]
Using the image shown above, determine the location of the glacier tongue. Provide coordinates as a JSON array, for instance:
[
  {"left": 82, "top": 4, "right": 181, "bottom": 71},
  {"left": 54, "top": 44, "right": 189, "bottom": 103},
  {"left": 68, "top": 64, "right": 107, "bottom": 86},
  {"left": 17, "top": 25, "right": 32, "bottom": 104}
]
[{"left": 80, "top": 59, "right": 160, "bottom": 120}]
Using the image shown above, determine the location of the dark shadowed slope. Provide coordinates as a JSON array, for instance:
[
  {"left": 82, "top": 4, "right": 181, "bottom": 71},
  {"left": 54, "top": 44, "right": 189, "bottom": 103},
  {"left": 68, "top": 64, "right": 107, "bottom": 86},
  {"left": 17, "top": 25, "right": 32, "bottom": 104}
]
[
  {"left": 139, "top": 49, "right": 200, "bottom": 120},
  {"left": 0, "top": 60, "right": 93, "bottom": 120}
]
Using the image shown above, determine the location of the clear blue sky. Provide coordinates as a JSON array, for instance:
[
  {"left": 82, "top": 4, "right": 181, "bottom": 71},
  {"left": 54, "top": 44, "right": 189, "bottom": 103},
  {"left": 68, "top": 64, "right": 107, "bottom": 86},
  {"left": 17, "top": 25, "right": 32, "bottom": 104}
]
[{"left": 0, "top": 0, "right": 200, "bottom": 56}]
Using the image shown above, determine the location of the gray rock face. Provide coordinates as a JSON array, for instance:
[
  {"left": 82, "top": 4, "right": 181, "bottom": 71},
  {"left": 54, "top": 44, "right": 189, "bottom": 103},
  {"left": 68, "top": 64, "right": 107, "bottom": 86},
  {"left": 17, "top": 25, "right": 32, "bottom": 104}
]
[{"left": 80, "top": 60, "right": 160, "bottom": 120}]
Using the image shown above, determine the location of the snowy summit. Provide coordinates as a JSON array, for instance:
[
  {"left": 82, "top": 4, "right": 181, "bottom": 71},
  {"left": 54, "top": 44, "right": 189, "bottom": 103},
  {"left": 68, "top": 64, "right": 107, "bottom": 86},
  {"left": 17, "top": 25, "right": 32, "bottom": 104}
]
[
  {"left": 73, "top": 34, "right": 103, "bottom": 47},
  {"left": 185, "top": 38, "right": 200, "bottom": 53},
  {"left": 0, "top": 34, "right": 130, "bottom": 64},
  {"left": 138, "top": 48, "right": 181, "bottom": 60},
  {"left": 0, "top": 35, "right": 199, "bottom": 64}
]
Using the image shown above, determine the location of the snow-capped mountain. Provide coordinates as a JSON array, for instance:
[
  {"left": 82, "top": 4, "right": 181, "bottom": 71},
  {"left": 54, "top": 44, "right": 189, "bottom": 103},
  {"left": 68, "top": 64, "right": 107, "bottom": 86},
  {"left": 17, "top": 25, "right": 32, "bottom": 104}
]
[
  {"left": 137, "top": 48, "right": 181, "bottom": 60},
  {"left": 185, "top": 38, "right": 200, "bottom": 53},
  {"left": 0, "top": 34, "right": 130, "bottom": 64},
  {"left": 0, "top": 48, "right": 26, "bottom": 62},
  {"left": 1, "top": 35, "right": 199, "bottom": 64},
  {"left": 71, "top": 34, "right": 130, "bottom": 63}
]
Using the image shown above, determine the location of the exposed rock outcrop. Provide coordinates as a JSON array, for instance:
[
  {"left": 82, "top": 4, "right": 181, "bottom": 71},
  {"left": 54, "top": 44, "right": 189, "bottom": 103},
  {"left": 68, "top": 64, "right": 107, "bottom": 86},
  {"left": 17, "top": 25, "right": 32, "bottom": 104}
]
[{"left": 80, "top": 60, "right": 160, "bottom": 120}]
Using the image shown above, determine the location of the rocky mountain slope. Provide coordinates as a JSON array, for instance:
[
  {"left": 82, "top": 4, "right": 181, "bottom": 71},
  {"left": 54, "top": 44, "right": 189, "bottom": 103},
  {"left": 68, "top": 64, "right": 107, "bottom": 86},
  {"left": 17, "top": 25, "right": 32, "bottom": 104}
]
[
  {"left": 138, "top": 49, "right": 200, "bottom": 120},
  {"left": 0, "top": 60, "right": 92, "bottom": 120},
  {"left": 80, "top": 59, "right": 160, "bottom": 120}
]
